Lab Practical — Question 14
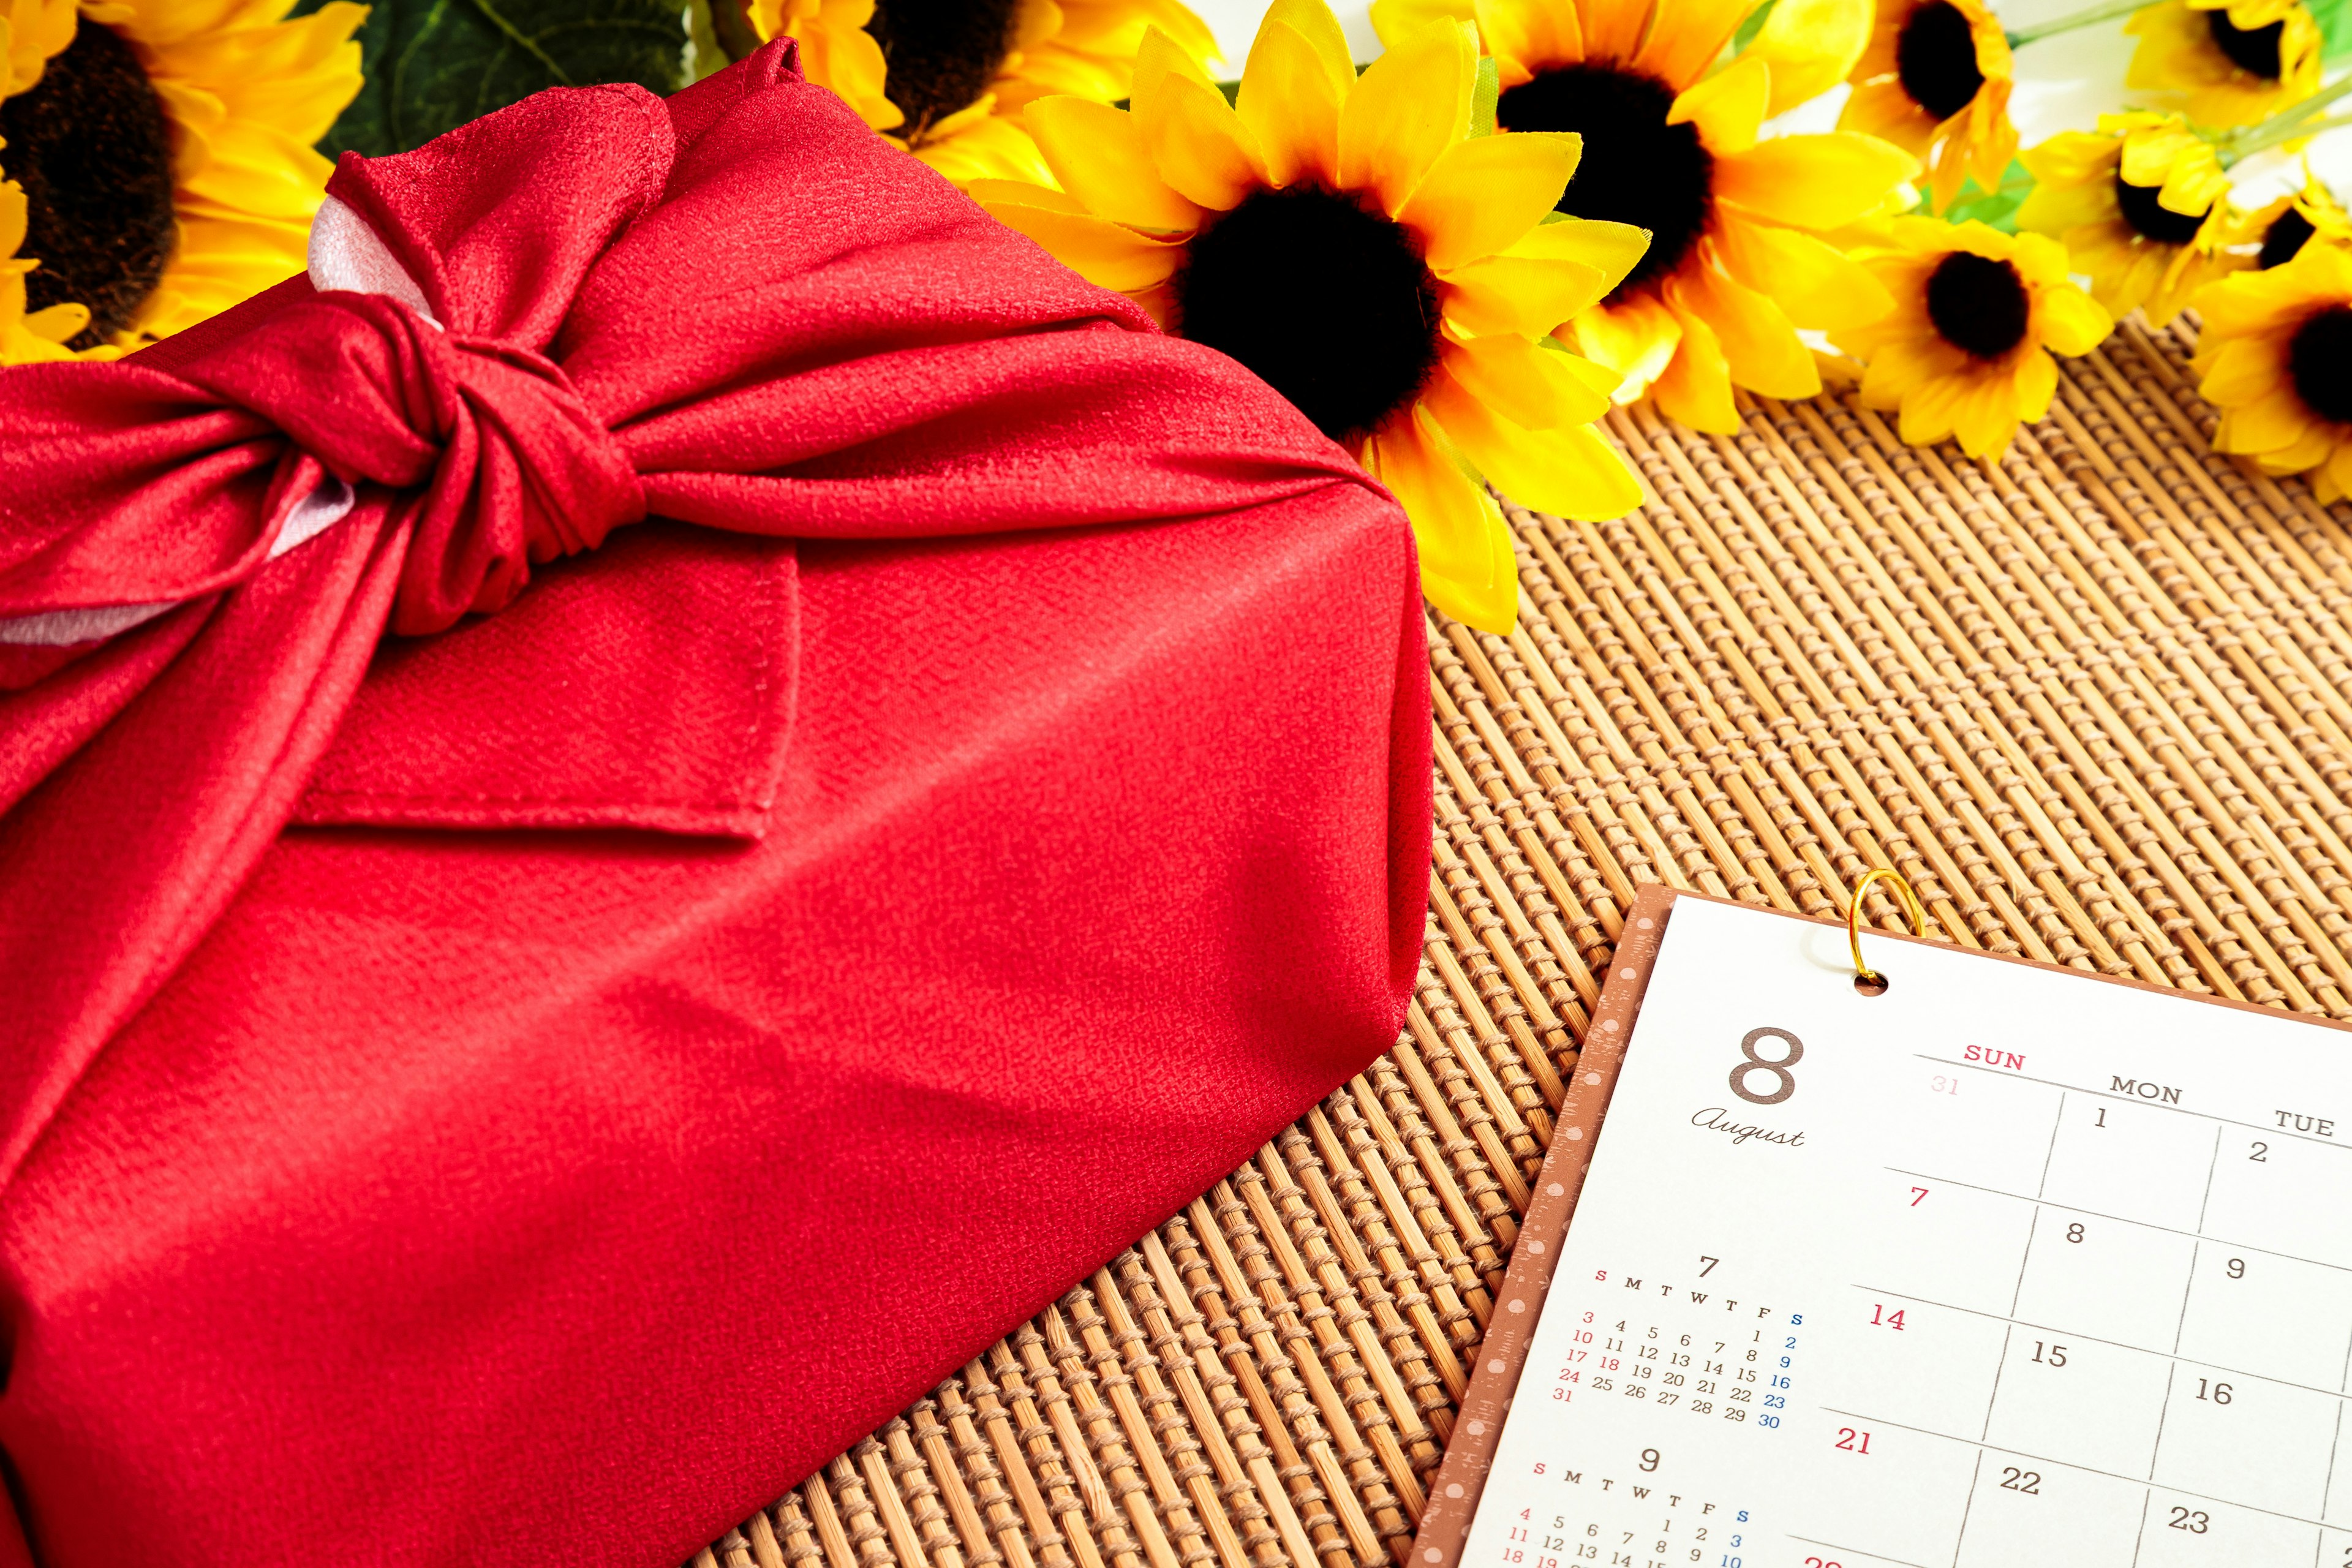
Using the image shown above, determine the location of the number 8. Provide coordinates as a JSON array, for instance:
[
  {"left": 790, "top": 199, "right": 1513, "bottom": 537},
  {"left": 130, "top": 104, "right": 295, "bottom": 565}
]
[{"left": 1732, "top": 1027, "right": 1804, "bottom": 1106}]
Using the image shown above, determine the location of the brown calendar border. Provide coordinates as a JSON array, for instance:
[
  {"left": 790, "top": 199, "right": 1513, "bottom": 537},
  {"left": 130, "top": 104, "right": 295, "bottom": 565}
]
[
  {"left": 1404, "top": 883, "right": 2352, "bottom": 1568},
  {"left": 1404, "top": 881, "right": 1679, "bottom": 1568}
]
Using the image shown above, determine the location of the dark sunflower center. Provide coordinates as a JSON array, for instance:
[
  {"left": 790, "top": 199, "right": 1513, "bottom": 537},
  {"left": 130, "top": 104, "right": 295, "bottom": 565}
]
[
  {"left": 1924, "top": 250, "right": 2030, "bottom": 360},
  {"left": 2289, "top": 304, "right": 2352, "bottom": 423},
  {"left": 1496, "top": 63, "right": 1711, "bottom": 294},
  {"left": 1896, "top": 1, "right": 1986, "bottom": 121},
  {"left": 865, "top": 0, "right": 1021, "bottom": 140},
  {"left": 2207, "top": 7, "right": 2284, "bottom": 77},
  {"left": 2115, "top": 172, "right": 2209, "bottom": 244},
  {"left": 1173, "top": 185, "right": 1440, "bottom": 445},
  {"left": 2261, "top": 205, "right": 2316, "bottom": 267},
  {"left": 0, "top": 15, "right": 175, "bottom": 349}
]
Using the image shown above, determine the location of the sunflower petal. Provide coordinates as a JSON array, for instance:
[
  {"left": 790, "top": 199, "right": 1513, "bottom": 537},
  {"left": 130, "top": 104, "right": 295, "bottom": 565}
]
[
  {"left": 1142, "top": 71, "right": 1270, "bottom": 210},
  {"left": 2198, "top": 336, "right": 2282, "bottom": 406},
  {"left": 1664, "top": 259, "right": 1820, "bottom": 398},
  {"left": 1572, "top": 292, "right": 1684, "bottom": 399},
  {"left": 2219, "top": 386, "right": 2321, "bottom": 455},
  {"left": 1027, "top": 96, "right": 1202, "bottom": 232},
  {"left": 1238, "top": 17, "right": 1348, "bottom": 188},
  {"left": 2012, "top": 345, "right": 2058, "bottom": 424},
  {"left": 979, "top": 203, "right": 1185, "bottom": 291},
  {"left": 1632, "top": 0, "right": 1752, "bottom": 88},
  {"left": 2035, "top": 282, "right": 2113, "bottom": 356},
  {"left": 1667, "top": 51, "right": 1770, "bottom": 157},
  {"left": 1400, "top": 132, "right": 1581, "bottom": 270},
  {"left": 1713, "top": 213, "right": 1893, "bottom": 330},
  {"left": 966, "top": 178, "right": 1091, "bottom": 215},
  {"left": 1339, "top": 18, "right": 1477, "bottom": 217},
  {"left": 1649, "top": 306, "right": 1740, "bottom": 431},
  {"left": 1429, "top": 369, "right": 1645, "bottom": 519},
  {"left": 1441, "top": 256, "right": 1610, "bottom": 336},
  {"left": 1441, "top": 333, "right": 1616, "bottom": 428},
  {"left": 1363, "top": 404, "right": 1504, "bottom": 598},
  {"left": 1950, "top": 373, "right": 2019, "bottom": 457},
  {"left": 1747, "top": 0, "right": 1875, "bottom": 115},
  {"left": 1716, "top": 132, "right": 1920, "bottom": 230},
  {"left": 1472, "top": 0, "right": 1582, "bottom": 83}
]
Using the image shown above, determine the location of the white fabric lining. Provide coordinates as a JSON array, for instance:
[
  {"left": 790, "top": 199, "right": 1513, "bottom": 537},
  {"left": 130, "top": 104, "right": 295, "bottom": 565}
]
[{"left": 0, "top": 195, "right": 424, "bottom": 649}]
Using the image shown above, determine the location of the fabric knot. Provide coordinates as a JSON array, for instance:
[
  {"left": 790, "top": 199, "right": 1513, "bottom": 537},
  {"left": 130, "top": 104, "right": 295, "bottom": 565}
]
[{"left": 179, "top": 290, "right": 646, "bottom": 636}]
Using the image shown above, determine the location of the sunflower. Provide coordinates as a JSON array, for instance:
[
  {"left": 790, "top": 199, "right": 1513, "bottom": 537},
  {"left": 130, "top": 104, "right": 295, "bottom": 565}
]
[
  {"left": 2125, "top": 0, "right": 2321, "bottom": 129},
  {"left": 2191, "top": 239, "right": 2352, "bottom": 499},
  {"left": 973, "top": 0, "right": 1648, "bottom": 631},
  {"left": 747, "top": 0, "right": 1218, "bottom": 184},
  {"left": 0, "top": 0, "right": 363, "bottom": 365},
  {"left": 2226, "top": 169, "right": 2352, "bottom": 268},
  {"left": 1840, "top": 0, "right": 2015, "bottom": 213},
  {"left": 1370, "top": 0, "right": 1918, "bottom": 434},
  {"left": 1832, "top": 217, "right": 2109, "bottom": 457},
  {"left": 2015, "top": 111, "right": 2240, "bottom": 328}
]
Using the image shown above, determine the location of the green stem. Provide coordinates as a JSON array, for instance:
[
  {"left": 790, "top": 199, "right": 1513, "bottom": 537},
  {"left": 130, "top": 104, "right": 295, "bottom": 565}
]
[
  {"left": 2223, "top": 108, "right": 2352, "bottom": 164},
  {"left": 2004, "top": 0, "right": 2154, "bottom": 48},
  {"left": 2215, "top": 72, "right": 2352, "bottom": 162}
]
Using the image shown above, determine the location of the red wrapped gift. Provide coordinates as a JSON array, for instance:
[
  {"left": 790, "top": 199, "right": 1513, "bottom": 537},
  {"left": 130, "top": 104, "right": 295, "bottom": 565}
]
[{"left": 0, "top": 43, "right": 1428, "bottom": 1568}]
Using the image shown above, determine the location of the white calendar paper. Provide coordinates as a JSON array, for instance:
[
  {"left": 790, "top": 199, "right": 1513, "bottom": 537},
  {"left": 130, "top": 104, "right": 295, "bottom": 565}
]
[{"left": 1460, "top": 896, "right": 2352, "bottom": 1568}]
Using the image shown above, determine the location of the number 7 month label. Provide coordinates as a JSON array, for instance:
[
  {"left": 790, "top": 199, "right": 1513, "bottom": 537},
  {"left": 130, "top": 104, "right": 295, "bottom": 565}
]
[{"left": 1464, "top": 898, "right": 1890, "bottom": 1568}]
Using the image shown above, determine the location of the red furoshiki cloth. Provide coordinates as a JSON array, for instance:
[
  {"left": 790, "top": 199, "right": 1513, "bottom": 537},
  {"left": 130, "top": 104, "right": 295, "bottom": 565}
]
[{"left": 0, "top": 40, "right": 1428, "bottom": 1568}]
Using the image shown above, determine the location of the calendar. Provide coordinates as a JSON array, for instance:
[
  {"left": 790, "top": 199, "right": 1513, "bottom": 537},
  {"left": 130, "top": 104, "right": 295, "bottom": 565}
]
[{"left": 1412, "top": 888, "right": 2352, "bottom": 1568}]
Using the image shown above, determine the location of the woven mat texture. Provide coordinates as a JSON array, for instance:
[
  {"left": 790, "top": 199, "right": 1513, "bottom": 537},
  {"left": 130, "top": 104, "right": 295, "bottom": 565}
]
[{"left": 693, "top": 314, "right": 2352, "bottom": 1568}]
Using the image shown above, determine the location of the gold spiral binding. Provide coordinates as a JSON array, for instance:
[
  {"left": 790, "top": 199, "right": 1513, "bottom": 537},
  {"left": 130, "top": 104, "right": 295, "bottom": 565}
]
[{"left": 1847, "top": 868, "right": 1928, "bottom": 992}]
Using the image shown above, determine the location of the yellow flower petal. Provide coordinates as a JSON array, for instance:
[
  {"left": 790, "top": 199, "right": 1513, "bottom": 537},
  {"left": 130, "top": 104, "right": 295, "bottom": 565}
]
[
  {"left": 966, "top": 178, "right": 1093, "bottom": 215},
  {"left": 1441, "top": 255, "right": 1611, "bottom": 337},
  {"left": 981, "top": 203, "right": 1186, "bottom": 291},
  {"left": 1497, "top": 216, "right": 1650, "bottom": 288},
  {"left": 1237, "top": 17, "right": 1348, "bottom": 189},
  {"left": 1572, "top": 291, "right": 1684, "bottom": 400},
  {"left": 1713, "top": 214, "right": 1894, "bottom": 331},
  {"left": 1667, "top": 52, "right": 1771, "bottom": 157},
  {"left": 1338, "top": 17, "right": 1477, "bottom": 217},
  {"left": 1632, "top": 0, "right": 1758, "bottom": 92},
  {"left": 1027, "top": 96, "right": 1202, "bottom": 232},
  {"left": 2011, "top": 345, "right": 2058, "bottom": 424},
  {"left": 1428, "top": 368, "right": 1645, "bottom": 520},
  {"left": 1897, "top": 368, "right": 1967, "bottom": 446},
  {"left": 1441, "top": 333, "right": 1617, "bottom": 428},
  {"left": 1664, "top": 258, "right": 1820, "bottom": 398},
  {"left": 1949, "top": 372, "right": 2019, "bottom": 457},
  {"left": 1716, "top": 132, "right": 1920, "bottom": 231},
  {"left": 1471, "top": 0, "right": 1583, "bottom": 84},
  {"left": 1650, "top": 306, "right": 1740, "bottom": 431},
  {"left": 1400, "top": 132, "right": 1581, "bottom": 271},
  {"left": 2219, "top": 385, "right": 2323, "bottom": 456},
  {"left": 1421, "top": 503, "right": 1522, "bottom": 631},
  {"left": 1751, "top": 0, "right": 1874, "bottom": 115},
  {"left": 2025, "top": 279, "right": 2110, "bottom": 358},
  {"left": 1140, "top": 68, "right": 1270, "bottom": 210},
  {"left": 1363, "top": 403, "right": 1512, "bottom": 619}
]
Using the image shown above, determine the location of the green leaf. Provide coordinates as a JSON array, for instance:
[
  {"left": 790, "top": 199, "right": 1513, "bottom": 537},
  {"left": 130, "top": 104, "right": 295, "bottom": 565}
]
[
  {"left": 1732, "top": 0, "right": 1778, "bottom": 53},
  {"left": 2313, "top": 0, "right": 2352, "bottom": 61},
  {"left": 298, "top": 0, "right": 710, "bottom": 159},
  {"left": 1933, "top": 157, "right": 2035, "bottom": 232},
  {"left": 1471, "top": 55, "right": 1499, "bottom": 136}
]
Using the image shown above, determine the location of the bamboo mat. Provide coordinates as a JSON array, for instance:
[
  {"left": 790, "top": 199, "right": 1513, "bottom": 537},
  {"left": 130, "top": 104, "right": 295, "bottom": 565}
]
[{"left": 693, "top": 312, "right": 2352, "bottom": 1568}]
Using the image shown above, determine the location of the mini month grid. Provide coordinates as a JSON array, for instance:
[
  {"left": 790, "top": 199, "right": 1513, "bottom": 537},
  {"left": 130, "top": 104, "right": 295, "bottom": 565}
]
[{"left": 1455, "top": 896, "right": 2352, "bottom": 1568}]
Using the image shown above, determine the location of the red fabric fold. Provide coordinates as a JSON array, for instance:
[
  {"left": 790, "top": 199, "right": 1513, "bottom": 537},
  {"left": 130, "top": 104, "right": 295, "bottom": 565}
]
[{"left": 0, "top": 40, "right": 1385, "bottom": 1196}]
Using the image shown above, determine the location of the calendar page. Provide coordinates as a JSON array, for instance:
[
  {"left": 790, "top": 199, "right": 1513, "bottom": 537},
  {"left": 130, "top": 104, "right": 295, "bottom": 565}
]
[{"left": 1447, "top": 893, "right": 2352, "bottom": 1568}]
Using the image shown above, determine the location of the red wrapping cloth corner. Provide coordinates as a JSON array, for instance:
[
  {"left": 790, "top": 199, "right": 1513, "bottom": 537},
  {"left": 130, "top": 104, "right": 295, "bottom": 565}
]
[{"left": 0, "top": 42, "right": 1430, "bottom": 1567}]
